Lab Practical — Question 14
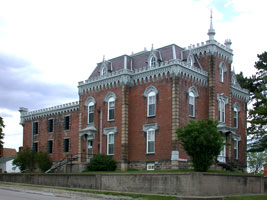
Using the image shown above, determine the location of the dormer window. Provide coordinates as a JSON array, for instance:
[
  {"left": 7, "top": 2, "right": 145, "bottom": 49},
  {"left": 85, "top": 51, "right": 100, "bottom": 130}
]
[
  {"left": 101, "top": 67, "right": 107, "bottom": 76},
  {"left": 150, "top": 56, "right": 156, "bottom": 68}
]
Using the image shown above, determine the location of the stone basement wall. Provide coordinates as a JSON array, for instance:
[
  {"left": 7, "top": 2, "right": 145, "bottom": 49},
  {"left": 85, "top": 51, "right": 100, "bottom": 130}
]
[{"left": 0, "top": 173, "right": 264, "bottom": 196}]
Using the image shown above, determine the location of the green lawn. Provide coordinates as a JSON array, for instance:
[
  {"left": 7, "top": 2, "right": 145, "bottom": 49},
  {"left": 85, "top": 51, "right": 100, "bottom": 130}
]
[{"left": 225, "top": 195, "right": 267, "bottom": 200}]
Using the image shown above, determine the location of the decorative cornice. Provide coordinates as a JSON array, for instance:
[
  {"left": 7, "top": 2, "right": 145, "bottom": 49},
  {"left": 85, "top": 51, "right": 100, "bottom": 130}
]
[
  {"left": 78, "top": 59, "right": 208, "bottom": 95},
  {"left": 20, "top": 101, "right": 79, "bottom": 122},
  {"left": 142, "top": 123, "right": 158, "bottom": 132},
  {"left": 187, "top": 40, "right": 233, "bottom": 63},
  {"left": 231, "top": 85, "right": 249, "bottom": 102},
  {"left": 103, "top": 126, "right": 117, "bottom": 135}
]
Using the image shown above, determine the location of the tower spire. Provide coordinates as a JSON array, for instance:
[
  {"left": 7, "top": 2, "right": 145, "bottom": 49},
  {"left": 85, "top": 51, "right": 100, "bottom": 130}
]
[{"left": 208, "top": 9, "right": 216, "bottom": 41}]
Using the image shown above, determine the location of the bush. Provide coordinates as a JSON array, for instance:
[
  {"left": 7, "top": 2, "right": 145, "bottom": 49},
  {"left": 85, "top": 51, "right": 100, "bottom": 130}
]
[
  {"left": 35, "top": 151, "right": 52, "bottom": 172},
  {"left": 87, "top": 154, "right": 117, "bottom": 171},
  {"left": 177, "top": 119, "right": 224, "bottom": 172},
  {"left": 13, "top": 146, "right": 36, "bottom": 171},
  {"left": 13, "top": 147, "right": 52, "bottom": 172}
]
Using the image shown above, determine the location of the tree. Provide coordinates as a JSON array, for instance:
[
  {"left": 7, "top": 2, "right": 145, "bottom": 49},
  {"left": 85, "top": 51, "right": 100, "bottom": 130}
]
[
  {"left": 35, "top": 151, "right": 52, "bottom": 172},
  {"left": 13, "top": 147, "right": 52, "bottom": 172},
  {"left": 0, "top": 117, "right": 4, "bottom": 152},
  {"left": 236, "top": 52, "right": 267, "bottom": 152},
  {"left": 13, "top": 146, "right": 36, "bottom": 172},
  {"left": 247, "top": 151, "right": 267, "bottom": 174},
  {"left": 177, "top": 119, "right": 224, "bottom": 172}
]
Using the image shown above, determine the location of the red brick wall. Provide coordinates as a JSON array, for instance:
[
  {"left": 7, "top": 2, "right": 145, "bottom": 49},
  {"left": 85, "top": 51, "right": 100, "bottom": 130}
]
[{"left": 22, "top": 110, "right": 79, "bottom": 161}]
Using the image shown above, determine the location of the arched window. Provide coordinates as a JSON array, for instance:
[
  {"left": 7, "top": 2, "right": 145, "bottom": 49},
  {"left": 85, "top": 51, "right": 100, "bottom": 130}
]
[
  {"left": 187, "top": 86, "right": 199, "bottom": 117},
  {"left": 88, "top": 102, "right": 94, "bottom": 124},
  {"left": 146, "top": 129, "right": 155, "bottom": 154},
  {"left": 219, "top": 62, "right": 227, "bottom": 83},
  {"left": 101, "top": 67, "right": 107, "bottom": 76},
  {"left": 189, "top": 92, "right": 195, "bottom": 117},
  {"left": 84, "top": 96, "right": 96, "bottom": 124},
  {"left": 104, "top": 92, "right": 117, "bottom": 121},
  {"left": 233, "top": 102, "right": 240, "bottom": 128},
  {"left": 233, "top": 107, "right": 238, "bottom": 128},
  {"left": 150, "top": 56, "right": 156, "bottom": 68},
  {"left": 108, "top": 97, "right": 115, "bottom": 121},
  {"left": 217, "top": 93, "right": 228, "bottom": 123},
  {"left": 147, "top": 91, "right": 156, "bottom": 117},
  {"left": 107, "top": 132, "right": 114, "bottom": 155},
  {"left": 218, "top": 99, "right": 225, "bottom": 123}
]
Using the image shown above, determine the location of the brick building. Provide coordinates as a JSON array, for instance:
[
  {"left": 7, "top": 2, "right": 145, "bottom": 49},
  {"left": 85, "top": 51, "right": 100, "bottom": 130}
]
[{"left": 19, "top": 17, "right": 249, "bottom": 171}]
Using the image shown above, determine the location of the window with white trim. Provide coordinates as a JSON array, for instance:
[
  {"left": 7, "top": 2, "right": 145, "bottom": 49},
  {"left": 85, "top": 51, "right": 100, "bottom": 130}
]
[
  {"left": 108, "top": 97, "right": 115, "bottom": 121},
  {"left": 88, "top": 102, "right": 94, "bottom": 124},
  {"left": 234, "top": 139, "right": 238, "bottom": 159},
  {"left": 218, "top": 99, "right": 225, "bottom": 123},
  {"left": 219, "top": 62, "right": 227, "bottom": 83},
  {"left": 220, "top": 67, "right": 224, "bottom": 82},
  {"left": 150, "top": 56, "right": 156, "bottom": 68},
  {"left": 147, "top": 91, "right": 156, "bottom": 117},
  {"left": 234, "top": 107, "right": 238, "bottom": 128},
  {"left": 146, "top": 129, "right": 155, "bottom": 154},
  {"left": 107, "top": 132, "right": 114, "bottom": 155},
  {"left": 101, "top": 67, "right": 107, "bottom": 76},
  {"left": 189, "top": 92, "right": 195, "bottom": 117}
]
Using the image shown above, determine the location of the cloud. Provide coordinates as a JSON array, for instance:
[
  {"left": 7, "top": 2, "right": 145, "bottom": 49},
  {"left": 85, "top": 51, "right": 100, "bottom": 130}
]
[{"left": 0, "top": 53, "right": 77, "bottom": 112}]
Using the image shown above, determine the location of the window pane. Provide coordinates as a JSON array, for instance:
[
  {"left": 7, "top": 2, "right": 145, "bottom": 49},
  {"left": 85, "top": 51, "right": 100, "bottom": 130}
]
[
  {"left": 109, "top": 109, "right": 115, "bottom": 120},
  {"left": 64, "top": 116, "right": 70, "bottom": 130},
  {"left": 189, "top": 104, "right": 194, "bottom": 116},
  {"left": 148, "top": 141, "right": 154, "bottom": 153},
  {"left": 149, "top": 104, "right": 155, "bottom": 116}
]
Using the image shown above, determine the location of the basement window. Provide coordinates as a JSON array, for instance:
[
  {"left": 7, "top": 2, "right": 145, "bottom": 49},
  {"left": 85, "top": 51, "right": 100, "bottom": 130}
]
[{"left": 146, "top": 163, "right": 155, "bottom": 171}]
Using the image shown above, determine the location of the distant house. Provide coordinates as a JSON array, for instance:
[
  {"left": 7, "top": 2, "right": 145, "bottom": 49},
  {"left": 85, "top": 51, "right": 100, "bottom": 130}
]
[{"left": 0, "top": 148, "right": 20, "bottom": 173}]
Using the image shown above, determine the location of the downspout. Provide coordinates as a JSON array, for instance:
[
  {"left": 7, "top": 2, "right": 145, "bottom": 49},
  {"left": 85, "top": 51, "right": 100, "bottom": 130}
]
[{"left": 99, "top": 109, "right": 103, "bottom": 154}]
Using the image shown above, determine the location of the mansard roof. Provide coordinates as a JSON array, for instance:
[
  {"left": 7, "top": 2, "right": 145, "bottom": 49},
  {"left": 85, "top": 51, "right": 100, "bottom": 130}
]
[{"left": 89, "top": 44, "right": 184, "bottom": 79}]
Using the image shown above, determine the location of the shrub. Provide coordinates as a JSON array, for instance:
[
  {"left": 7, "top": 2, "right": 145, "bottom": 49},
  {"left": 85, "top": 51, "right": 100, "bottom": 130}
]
[
  {"left": 13, "top": 147, "right": 52, "bottom": 172},
  {"left": 177, "top": 119, "right": 224, "bottom": 172},
  {"left": 35, "top": 151, "right": 52, "bottom": 172},
  {"left": 87, "top": 154, "right": 117, "bottom": 171},
  {"left": 13, "top": 146, "right": 36, "bottom": 172}
]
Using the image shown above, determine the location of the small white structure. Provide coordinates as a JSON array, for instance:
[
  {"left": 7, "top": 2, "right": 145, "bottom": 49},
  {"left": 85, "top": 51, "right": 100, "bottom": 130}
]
[{"left": 0, "top": 157, "right": 20, "bottom": 173}]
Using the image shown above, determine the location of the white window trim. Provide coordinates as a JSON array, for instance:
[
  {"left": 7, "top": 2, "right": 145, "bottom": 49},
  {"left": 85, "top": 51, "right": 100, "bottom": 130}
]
[
  {"left": 147, "top": 91, "right": 156, "bottom": 117},
  {"left": 146, "top": 129, "right": 155, "bottom": 154},
  {"left": 218, "top": 99, "right": 226, "bottom": 123},
  {"left": 88, "top": 102, "right": 95, "bottom": 124},
  {"left": 189, "top": 92, "right": 195, "bottom": 117},
  {"left": 149, "top": 56, "right": 156, "bottom": 68},
  {"left": 219, "top": 62, "right": 227, "bottom": 83},
  {"left": 107, "top": 132, "right": 115, "bottom": 155},
  {"left": 233, "top": 107, "right": 238, "bottom": 128},
  {"left": 234, "top": 139, "right": 239, "bottom": 160},
  {"left": 146, "top": 163, "right": 155, "bottom": 171},
  {"left": 108, "top": 97, "right": 115, "bottom": 121}
]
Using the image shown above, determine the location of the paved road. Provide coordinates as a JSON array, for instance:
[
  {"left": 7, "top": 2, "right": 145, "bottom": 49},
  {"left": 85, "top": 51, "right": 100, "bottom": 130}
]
[{"left": 0, "top": 184, "right": 136, "bottom": 200}]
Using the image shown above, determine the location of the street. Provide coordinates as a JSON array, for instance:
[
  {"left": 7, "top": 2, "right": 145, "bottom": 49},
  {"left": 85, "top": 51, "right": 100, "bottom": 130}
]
[{"left": 0, "top": 184, "right": 136, "bottom": 200}]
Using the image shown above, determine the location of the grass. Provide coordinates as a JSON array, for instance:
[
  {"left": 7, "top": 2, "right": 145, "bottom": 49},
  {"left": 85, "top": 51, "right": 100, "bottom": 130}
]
[{"left": 225, "top": 195, "right": 267, "bottom": 200}]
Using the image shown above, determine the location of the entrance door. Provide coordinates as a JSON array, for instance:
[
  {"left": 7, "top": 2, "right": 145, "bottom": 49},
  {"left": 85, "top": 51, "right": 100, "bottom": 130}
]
[{"left": 87, "top": 140, "right": 93, "bottom": 162}]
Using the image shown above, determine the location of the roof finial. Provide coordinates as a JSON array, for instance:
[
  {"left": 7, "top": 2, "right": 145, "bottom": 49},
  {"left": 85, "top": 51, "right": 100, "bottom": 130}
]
[
  {"left": 103, "top": 55, "right": 105, "bottom": 62},
  {"left": 151, "top": 44, "right": 154, "bottom": 50},
  {"left": 208, "top": 9, "right": 216, "bottom": 41}
]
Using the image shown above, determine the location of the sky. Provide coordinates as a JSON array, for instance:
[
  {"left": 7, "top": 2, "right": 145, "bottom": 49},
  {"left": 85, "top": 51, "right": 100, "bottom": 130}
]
[{"left": 0, "top": 0, "right": 266, "bottom": 151}]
